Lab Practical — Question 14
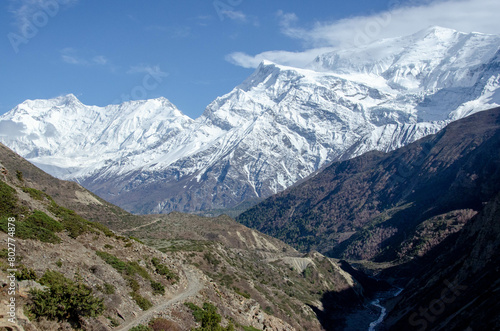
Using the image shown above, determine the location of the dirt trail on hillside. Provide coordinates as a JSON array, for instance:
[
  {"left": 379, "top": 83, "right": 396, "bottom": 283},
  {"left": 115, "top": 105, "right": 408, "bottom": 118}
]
[
  {"left": 121, "top": 218, "right": 163, "bottom": 232},
  {"left": 116, "top": 267, "right": 204, "bottom": 330}
]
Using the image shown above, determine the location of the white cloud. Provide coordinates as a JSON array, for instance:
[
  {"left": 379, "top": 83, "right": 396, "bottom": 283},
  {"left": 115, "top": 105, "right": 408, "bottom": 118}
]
[
  {"left": 60, "top": 48, "right": 108, "bottom": 66},
  {"left": 60, "top": 47, "right": 83, "bottom": 65},
  {"left": 277, "top": 0, "right": 500, "bottom": 48},
  {"left": 194, "top": 15, "right": 213, "bottom": 27},
  {"left": 226, "top": 48, "right": 335, "bottom": 69},
  {"left": 223, "top": 10, "right": 247, "bottom": 22},
  {"left": 276, "top": 10, "right": 298, "bottom": 31},
  {"left": 92, "top": 55, "right": 108, "bottom": 65},
  {"left": 218, "top": 9, "right": 259, "bottom": 26},
  {"left": 127, "top": 64, "right": 168, "bottom": 78},
  {"left": 228, "top": 0, "right": 500, "bottom": 69},
  {"left": 9, "top": 0, "right": 78, "bottom": 34}
]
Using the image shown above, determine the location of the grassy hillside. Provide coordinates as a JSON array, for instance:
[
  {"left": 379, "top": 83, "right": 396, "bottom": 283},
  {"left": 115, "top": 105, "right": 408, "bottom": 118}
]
[{"left": 0, "top": 159, "right": 189, "bottom": 330}]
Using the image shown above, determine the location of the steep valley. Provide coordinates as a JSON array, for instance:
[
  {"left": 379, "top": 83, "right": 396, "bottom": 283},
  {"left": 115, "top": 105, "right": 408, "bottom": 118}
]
[
  {"left": 0, "top": 24, "right": 499, "bottom": 331},
  {"left": 1, "top": 106, "right": 499, "bottom": 329},
  {"left": 0, "top": 142, "right": 381, "bottom": 330},
  {"left": 237, "top": 107, "right": 500, "bottom": 330}
]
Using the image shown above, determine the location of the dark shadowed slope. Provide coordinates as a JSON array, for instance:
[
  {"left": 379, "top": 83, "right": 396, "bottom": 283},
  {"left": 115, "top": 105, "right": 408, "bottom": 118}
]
[
  {"left": 383, "top": 190, "right": 500, "bottom": 330},
  {"left": 237, "top": 107, "right": 500, "bottom": 261}
]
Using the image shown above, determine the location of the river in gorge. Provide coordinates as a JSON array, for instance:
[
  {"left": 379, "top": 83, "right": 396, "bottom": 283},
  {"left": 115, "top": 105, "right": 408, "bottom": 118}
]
[{"left": 341, "top": 287, "right": 403, "bottom": 331}]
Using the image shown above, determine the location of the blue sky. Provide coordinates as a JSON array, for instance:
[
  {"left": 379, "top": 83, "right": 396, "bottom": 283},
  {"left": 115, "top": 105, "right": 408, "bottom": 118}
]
[{"left": 1, "top": 0, "right": 499, "bottom": 119}]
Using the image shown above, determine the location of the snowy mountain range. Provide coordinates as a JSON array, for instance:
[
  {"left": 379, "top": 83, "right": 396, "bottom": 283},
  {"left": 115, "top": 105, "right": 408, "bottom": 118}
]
[{"left": 1, "top": 26, "right": 499, "bottom": 214}]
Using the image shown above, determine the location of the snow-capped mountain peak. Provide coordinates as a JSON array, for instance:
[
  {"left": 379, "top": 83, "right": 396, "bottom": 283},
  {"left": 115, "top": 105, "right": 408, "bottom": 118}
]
[
  {"left": 310, "top": 26, "right": 500, "bottom": 91},
  {"left": 1, "top": 27, "right": 500, "bottom": 214},
  {"left": 0, "top": 94, "right": 192, "bottom": 178},
  {"left": 14, "top": 94, "right": 83, "bottom": 115}
]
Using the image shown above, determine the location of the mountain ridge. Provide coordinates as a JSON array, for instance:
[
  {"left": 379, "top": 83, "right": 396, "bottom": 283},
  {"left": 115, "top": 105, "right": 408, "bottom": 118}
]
[
  {"left": 237, "top": 107, "right": 500, "bottom": 258},
  {"left": 1, "top": 26, "right": 500, "bottom": 214}
]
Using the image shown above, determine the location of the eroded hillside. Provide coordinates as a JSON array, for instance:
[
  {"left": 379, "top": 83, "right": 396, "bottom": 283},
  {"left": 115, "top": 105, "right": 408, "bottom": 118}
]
[{"left": 0, "top": 143, "right": 372, "bottom": 330}]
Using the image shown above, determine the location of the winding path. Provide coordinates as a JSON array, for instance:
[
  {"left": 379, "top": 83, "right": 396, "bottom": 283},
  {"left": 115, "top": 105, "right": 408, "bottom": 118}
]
[
  {"left": 121, "top": 218, "right": 163, "bottom": 233},
  {"left": 115, "top": 267, "right": 204, "bottom": 330}
]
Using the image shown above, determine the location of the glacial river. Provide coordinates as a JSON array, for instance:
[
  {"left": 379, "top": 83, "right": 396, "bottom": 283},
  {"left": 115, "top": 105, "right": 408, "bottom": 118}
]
[
  {"left": 342, "top": 287, "right": 403, "bottom": 331},
  {"left": 368, "top": 288, "right": 403, "bottom": 330}
]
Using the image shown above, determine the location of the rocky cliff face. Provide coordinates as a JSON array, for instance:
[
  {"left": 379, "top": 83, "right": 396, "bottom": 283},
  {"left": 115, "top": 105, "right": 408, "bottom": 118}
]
[{"left": 1, "top": 27, "right": 499, "bottom": 214}]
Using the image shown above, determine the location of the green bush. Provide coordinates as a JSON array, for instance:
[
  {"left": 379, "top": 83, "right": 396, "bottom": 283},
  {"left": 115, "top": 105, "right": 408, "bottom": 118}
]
[
  {"left": 0, "top": 182, "right": 113, "bottom": 241},
  {"left": 48, "top": 202, "right": 115, "bottom": 238},
  {"left": 27, "top": 211, "right": 64, "bottom": 232},
  {"left": 0, "top": 249, "right": 8, "bottom": 259},
  {"left": 96, "top": 251, "right": 127, "bottom": 272},
  {"left": 130, "top": 325, "right": 152, "bottom": 331},
  {"left": 242, "top": 327, "right": 261, "bottom": 331},
  {"left": 126, "top": 261, "right": 151, "bottom": 279},
  {"left": 15, "top": 265, "right": 37, "bottom": 281},
  {"left": 0, "top": 181, "right": 17, "bottom": 217},
  {"left": 203, "top": 251, "right": 220, "bottom": 266},
  {"left": 199, "top": 303, "right": 222, "bottom": 330},
  {"left": 16, "top": 170, "right": 23, "bottom": 182},
  {"left": 0, "top": 210, "right": 62, "bottom": 244},
  {"left": 302, "top": 265, "right": 313, "bottom": 279},
  {"left": 130, "top": 292, "right": 152, "bottom": 311},
  {"left": 129, "top": 236, "right": 144, "bottom": 244},
  {"left": 29, "top": 270, "right": 104, "bottom": 327},
  {"left": 108, "top": 316, "right": 120, "bottom": 327},
  {"left": 38, "top": 269, "right": 71, "bottom": 287},
  {"left": 151, "top": 257, "right": 178, "bottom": 282},
  {"left": 88, "top": 220, "right": 115, "bottom": 237},
  {"left": 96, "top": 251, "right": 151, "bottom": 280},
  {"left": 126, "top": 277, "right": 140, "bottom": 292},
  {"left": 233, "top": 287, "right": 251, "bottom": 299},
  {"left": 16, "top": 220, "right": 61, "bottom": 243},
  {"left": 185, "top": 302, "right": 205, "bottom": 322},
  {"left": 22, "top": 187, "right": 52, "bottom": 201},
  {"left": 103, "top": 283, "right": 115, "bottom": 295},
  {"left": 48, "top": 202, "right": 92, "bottom": 238},
  {"left": 150, "top": 280, "right": 165, "bottom": 295},
  {"left": 185, "top": 302, "right": 234, "bottom": 331},
  {"left": 96, "top": 251, "right": 155, "bottom": 308}
]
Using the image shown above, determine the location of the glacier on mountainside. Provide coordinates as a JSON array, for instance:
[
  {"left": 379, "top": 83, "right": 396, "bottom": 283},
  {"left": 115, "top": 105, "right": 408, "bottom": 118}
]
[{"left": 1, "top": 26, "right": 499, "bottom": 213}]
